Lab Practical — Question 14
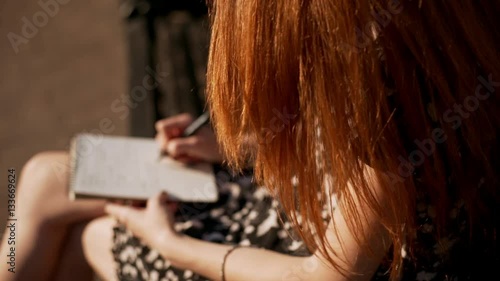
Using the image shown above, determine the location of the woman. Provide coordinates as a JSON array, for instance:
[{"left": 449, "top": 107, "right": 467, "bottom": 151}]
[
  {"left": 3, "top": 0, "right": 499, "bottom": 280},
  {"left": 93, "top": 0, "right": 499, "bottom": 280}
]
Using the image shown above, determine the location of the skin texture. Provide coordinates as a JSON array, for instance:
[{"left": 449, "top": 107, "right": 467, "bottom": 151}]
[{"left": 0, "top": 152, "right": 106, "bottom": 281}]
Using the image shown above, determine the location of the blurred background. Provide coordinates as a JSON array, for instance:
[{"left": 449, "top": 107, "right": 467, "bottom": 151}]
[{"left": 0, "top": 0, "right": 209, "bottom": 235}]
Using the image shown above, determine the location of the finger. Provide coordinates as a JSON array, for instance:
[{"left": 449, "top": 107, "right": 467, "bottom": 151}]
[
  {"left": 156, "top": 133, "right": 170, "bottom": 154},
  {"left": 104, "top": 203, "right": 140, "bottom": 226},
  {"left": 155, "top": 132, "right": 164, "bottom": 147},
  {"left": 155, "top": 115, "right": 190, "bottom": 132},
  {"left": 166, "top": 137, "right": 201, "bottom": 158},
  {"left": 155, "top": 114, "right": 194, "bottom": 138},
  {"left": 148, "top": 191, "right": 169, "bottom": 210}
]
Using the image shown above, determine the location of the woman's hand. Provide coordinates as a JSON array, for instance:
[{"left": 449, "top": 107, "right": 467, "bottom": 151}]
[
  {"left": 155, "top": 113, "right": 223, "bottom": 164},
  {"left": 104, "top": 192, "right": 180, "bottom": 249}
]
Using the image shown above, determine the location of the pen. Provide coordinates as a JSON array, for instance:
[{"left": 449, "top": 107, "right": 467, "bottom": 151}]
[
  {"left": 181, "top": 111, "right": 210, "bottom": 137},
  {"left": 158, "top": 111, "right": 210, "bottom": 160}
]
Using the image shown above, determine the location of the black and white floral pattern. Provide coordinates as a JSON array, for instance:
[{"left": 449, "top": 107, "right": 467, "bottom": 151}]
[{"left": 112, "top": 170, "right": 310, "bottom": 281}]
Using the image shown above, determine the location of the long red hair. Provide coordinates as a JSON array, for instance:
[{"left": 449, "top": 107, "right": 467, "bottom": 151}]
[{"left": 207, "top": 0, "right": 499, "bottom": 279}]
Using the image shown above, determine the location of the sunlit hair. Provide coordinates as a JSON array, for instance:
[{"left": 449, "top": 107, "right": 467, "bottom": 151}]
[{"left": 207, "top": 0, "right": 499, "bottom": 279}]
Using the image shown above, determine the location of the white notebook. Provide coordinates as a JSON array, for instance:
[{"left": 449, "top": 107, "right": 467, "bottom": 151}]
[{"left": 69, "top": 134, "right": 218, "bottom": 202}]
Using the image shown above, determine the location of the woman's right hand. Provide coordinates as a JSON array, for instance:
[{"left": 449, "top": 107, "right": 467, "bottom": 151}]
[{"left": 155, "top": 113, "right": 223, "bottom": 164}]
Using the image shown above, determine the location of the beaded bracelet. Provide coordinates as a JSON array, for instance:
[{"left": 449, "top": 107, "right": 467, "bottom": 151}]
[{"left": 220, "top": 245, "right": 242, "bottom": 281}]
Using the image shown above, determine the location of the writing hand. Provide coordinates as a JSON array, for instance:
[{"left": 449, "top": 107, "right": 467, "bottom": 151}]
[{"left": 155, "top": 113, "right": 223, "bottom": 164}]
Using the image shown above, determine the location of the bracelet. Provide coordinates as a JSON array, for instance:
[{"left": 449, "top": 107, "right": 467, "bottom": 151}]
[{"left": 220, "top": 245, "right": 242, "bottom": 281}]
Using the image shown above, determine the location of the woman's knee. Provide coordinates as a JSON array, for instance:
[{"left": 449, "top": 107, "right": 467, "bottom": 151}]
[
  {"left": 82, "top": 216, "right": 115, "bottom": 253},
  {"left": 17, "top": 151, "right": 70, "bottom": 218},
  {"left": 21, "top": 151, "right": 70, "bottom": 185},
  {"left": 19, "top": 151, "right": 69, "bottom": 192},
  {"left": 82, "top": 216, "right": 117, "bottom": 281}
]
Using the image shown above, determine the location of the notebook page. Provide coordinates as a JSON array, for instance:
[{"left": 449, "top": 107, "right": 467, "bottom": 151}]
[{"left": 71, "top": 134, "right": 218, "bottom": 202}]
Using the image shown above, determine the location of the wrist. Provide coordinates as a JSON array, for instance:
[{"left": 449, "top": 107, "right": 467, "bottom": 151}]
[
  {"left": 151, "top": 227, "right": 182, "bottom": 253},
  {"left": 152, "top": 230, "right": 196, "bottom": 267}
]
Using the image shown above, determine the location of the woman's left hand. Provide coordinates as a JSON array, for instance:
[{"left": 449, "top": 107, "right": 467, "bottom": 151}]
[{"left": 104, "top": 192, "right": 180, "bottom": 248}]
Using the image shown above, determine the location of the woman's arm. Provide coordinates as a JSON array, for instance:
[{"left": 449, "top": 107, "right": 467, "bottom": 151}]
[
  {"left": 106, "top": 167, "right": 391, "bottom": 281},
  {"left": 159, "top": 235, "right": 305, "bottom": 281},
  {"left": 156, "top": 226, "right": 387, "bottom": 281}
]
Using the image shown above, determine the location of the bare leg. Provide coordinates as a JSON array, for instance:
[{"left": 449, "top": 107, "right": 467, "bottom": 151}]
[
  {"left": 0, "top": 152, "right": 106, "bottom": 281},
  {"left": 53, "top": 221, "right": 95, "bottom": 281},
  {"left": 82, "top": 216, "right": 119, "bottom": 281}
]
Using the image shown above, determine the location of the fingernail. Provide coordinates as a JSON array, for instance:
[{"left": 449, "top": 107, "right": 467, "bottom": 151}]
[{"left": 167, "top": 142, "right": 175, "bottom": 152}]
